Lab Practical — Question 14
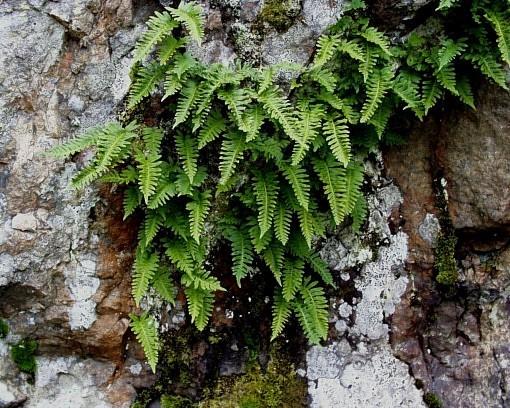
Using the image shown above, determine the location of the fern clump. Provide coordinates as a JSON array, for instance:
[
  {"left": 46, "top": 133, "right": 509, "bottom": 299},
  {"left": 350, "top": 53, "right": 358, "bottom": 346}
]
[{"left": 48, "top": 0, "right": 509, "bottom": 371}]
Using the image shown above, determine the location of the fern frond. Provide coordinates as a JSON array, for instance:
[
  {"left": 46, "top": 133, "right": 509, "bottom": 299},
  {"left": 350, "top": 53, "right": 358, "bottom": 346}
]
[
  {"left": 185, "top": 287, "right": 214, "bottom": 331},
  {"left": 351, "top": 193, "right": 368, "bottom": 232},
  {"left": 271, "top": 291, "right": 292, "bottom": 341},
  {"left": 297, "top": 278, "right": 329, "bottom": 343},
  {"left": 148, "top": 179, "right": 177, "bottom": 209},
  {"left": 312, "top": 34, "right": 341, "bottom": 68},
  {"left": 130, "top": 313, "right": 159, "bottom": 373},
  {"left": 162, "top": 73, "right": 184, "bottom": 100},
  {"left": 422, "top": 78, "right": 443, "bottom": 114},
  {"left": 158, "top": 36, "right": 186, "bottom": 64},
  {"left": 485, "top": 10, "right": 510, "bottom": 65},
  {"left": 308, "top": 253, "right": 334, "bottom": 287},
  {"left": 241, "top": 105, "right": 265, "bottom": 142},
  {"left": 436, "top": 0, "right": 458, "bottom": 10},
  {"left": 198, "top": 110, "right": 226, "bottom": 149},
  {"left": 360, "top": 67, "right": 394, "bottom": 123},
  {"left": 274, "top": 202, "right": 292, "bottom": 246},
  {"left": 227, "top": 227, "right": 254, "bottom": 286},
  {"left": 218, "top": 88, "right": 252, "bottom": 127},
  {"left": 359, "top": 44, "right": 377, "bottom": 82},
  {"left": 281, "top": 164, "right": 310, "bottom": 210},
  {"left": 136, "top": 149, "right": 162, "bottom": 204},
  {"left": 164, "top": 211, "right": 190, "bottom": 240},
  {"left": 132, "top": 248, "right": 159, "bottom": 306},
  {"left": 456, "top": 75, "right": 475, "bottom": 109},
  {"left": 129, "top": 63, "right": 166, "bottom": 109},
  {"left": 165, "top": 238, "right": 194, "bottom": 274},
  {"left": 392, "top": 71, "right": 423, "bottom": 117},
  {"left": 323, "top": 116, "right": 351, "bottom": 166},
  {"left": 291, "top": 104, "right": 322, "bottom": 165},
  {"left": 254, "top": 170, "right": 279, "bottom": 238},
  {"left": 173, "top": 80, "right": 199, "bottom": 128},
  {"left": 219, "top": 133, "right": 245, "bottom": 185},
  {"left": 123, "top": 186, "right": 142, "bottom": 220},
  {"left": 437, "top": 39, "right": 466, "bottom": 70},
  {"left": 317, "top": 91, "right": 358, "bottom": 124},
  {"left": 133, "top": 11, "right": 178, "bottom": 63},
  {"left": 168, "top": 2, "right": 205, "bottom": 44},
  {"left": 342, "top": 162, "right": 364, "bottom": 215},
  {"left": 186, "top": 190, "right": 211, "bottom": 243},
  {"left": 337, "top": 39, "right": 365, "bottom": 61},
  {"left": 248, "top": 222, "right": 272, "bottom": 254},
  {"left": 258, "top": 87, "right": 300, "bottom": 143},
  {"left": 100, "top": 166, "right": 138, "bottom": 184},
  {"left": 436, "top": 62, "right": 458, "bottom": 95},
  {"left": 297, "top": 206, "right": 314, "bottom": 248},
  {"left": 182, "top": 266, "right": 223, "bottom": 291},
  {"left": 175, "top": 134, "right": 198, "bottom": 183},
  {"left": 47, "top": 125, "right": 103, "bottom": 159},
  {"left": 152, "top": 268, "right": 176, "bottom": 305},
  {"left": 309, "top": 67, "right": 338, "bottom": 93},
  {"left": 143, "top": 210, "right": 164, "bottom": 246},
  {"left": 470, "top": 52, "right": 508, "bottom": 89},
  {"left": 362, "top": 27, "right": 392, "bottom": 56},
  {"left": 262, "top": 241, "right": 285, "bottom": 284},
  {"left": 313, "top": 155, "right": 347, "bottom": 225},
  {"left": 282, "top": 259, "right": 304, "bottom": 301},
  {"left": 369, "top": 100, "right": 392, "bottom": 138}
]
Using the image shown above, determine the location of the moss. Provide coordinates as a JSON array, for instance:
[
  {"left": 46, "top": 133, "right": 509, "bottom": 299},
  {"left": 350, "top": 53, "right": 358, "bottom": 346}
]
[
  {"left": 435, "top": 234, "right": 458, "bottom": 285},
  {"left": 161, "top": 394, "right": 194, "bottom": 408},
  {"left": 0, "top": 319, "right": 8, "bottom": 338},
  {"left": 257, "top": 0, "right": 301, "bottom": 32},
  {"left": 11, "top": 338, "right": 37, "bottom": 376},
  {"left": 424, "top": 392, "right": 443, "bottom": 408},
  {"left": 198, "top": 358, "right": 307, "bottom": 408}
]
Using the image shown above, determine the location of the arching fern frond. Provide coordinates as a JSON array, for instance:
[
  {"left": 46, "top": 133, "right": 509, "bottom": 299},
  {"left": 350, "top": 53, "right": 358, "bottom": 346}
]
[
  {"left": 185, "top": 287, "right": 214, "bottom": 331},
  {"left": 130, "top": 313, "right": 159, "bottom": 373},
  {"left": 362, "top": 27, "right": 392, "bottom": 56},
  {"left": 226, "top": 227, "right": 254, "bottom": 286},
  {"left": 186, "top": 190, "right": 211, "bottom": 243},
  {"left": 281, "top": 163, "right": 310, "bottom": 210},
  {"left": 168, "top": 2, "right": 205, "bottom": 44},
  {"left": 296, "top": 278, "right": 329, "bottom": 343},
  {"left": 152, "top": 268, "right": 176, "bottom": 305},
  {"left": 282, "top": 258, "right": 304, "bottom": 302},
  {"left": 175, "top": 133, "right": 198, "bottom": 183},
  {"left": 198, "top": 110, "right": 226, "bottom": 149},
  {"left": 360, "top": 67, "right": 394, "bottom": 123},
  {"left": 323, "top": 116, "right": 351, "bottom": 167},
  {"left": 219, "top": 133, "right": 245, "bottom": 185},
  {"left": 133, "top": 11, "right": 178, "bottom": 63},
  {"left": 485, "top": 10, "right": 510, "bottom": 66},
  {"left": 271, "top": 290, "right": 292, "bottom": 341},
  {"left": 132, "top": 248, "right": 159, "bottom": 306},
  {"left": 313, "top": 155, "right": 347, "bottom": 225},
  {"left": 312, "top": 34, "right": 341, "bottom": 68},
  {"left": 254, "top": 170, "right": 279, "bottom": 238},
  {"left": 173, "top": 80, "right": 200, "bottom": 128}
]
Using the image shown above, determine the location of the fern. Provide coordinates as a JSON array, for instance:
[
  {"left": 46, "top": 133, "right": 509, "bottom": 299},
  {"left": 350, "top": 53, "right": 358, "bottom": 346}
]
[
  {"left": 241, "top": 105, "right": 265, "bottom": 142},
  {"left": 219, "top": 133, "right": 245, "bottom": 185},
  {"left": 337, "top": 39, "right": 365, "bottom": 61},
  {"left": 342, "top": 162, "right": 364, "bottom": 215},
  {"left": 313, "top": 155, "right": 347, "bottom": 225},
  {"left": 323, "top": 116, "right": 351, "bottom": 166},
  {"left": 485, "top": 10, "right": 510, "bottom": 66},
  {"left": 291, "top": 105, "right": 322, "bottom": 165},
  {"left": 297, "top": 206, "right": 314, "bottom": 248},
  {"left": 313, "top": 34, "right": 341, "bottom": 68},
  {"left": 158, "top": 36, "right": 186, "bottom": 64},
  {"left": 422, "top": 78, "right": 443, "bottom": 114},
  {"left": 130, "top": 313, "right": 159, "bottom": 373},
  {"left": 351, "top": 194, "right": 368, "bottom": 232},
  {"left": 129, "top": 63, "right": 166, "bottom": 109},
  {"left": 263, "top": 241, "right": 285, "bottom": 284},
  {"left": 47, "top": 125, "right": 103, "bottom": 159},
  {"left": 124, "top": 186, "right": 142, "bottom": 220},
  {"left": 392, "top": 71, "right": 423, "bottom": 116},
  {"left": 173, "top": 80, "right": 200, "bottom": 128},
  {"left": 165, "top": 238, "right": 194, "bottom": 274},
  {"left": 198, "top": 110, "right": 226, "bottom": 149},
  {"left": 143, "top": 210, "right": 164, "bottom": 246},
  {"left": 362, "top": 27, "right": 392, "bottom": 56},
  {"left": 168, "top": 2, "right": 205, "bottom": 44},
  {"left": 258, "top": 87, "right": 300, "bottom": 143},
  {"left": 436, "top": 0, "right": 458, "bottom": 10},
  {"left": 296, "top": 278, "right": 329, "bottom": 343},
  {"left": 132, "top": 248, "right": 159, "bottom": 306},
  {"left": 227, "top": 227, "right": 254, "bottom": 286},
  {"left": 360, "top": 67, "right": 393, "bottom": 123},
  {"left": 133, "top": 11, "right": 178, "bottom": 63},
  {"left": 175, "top": 134, "right": 198, "bottom": 183},
  {"left": 271, "top": 291, "right": 292, "bottom": 340},
  {"left": 456, "top": 75, "right": 475, "bottom": 108},
  {"left": 308, "top": 253, "right": 334, "bottom": 287},
  {"left": 359, "top": 43, "right": 377, "bottom": 82},
  {"left": 136, "top": 149, "right": 162, "bottom": 204},
  {"left": 281, "top": 164, "right": 310, "bottom": 210},
  {"left": 185, "top": 287, "right": 214, "bottom": 331},
  {"left": 152, "top": 268, "right": 177, "bottom": 305},
  {"left": 469, "top": 52, "right": 509, "bottom": 89},
  {"left": 282, "top": 259, "right": 304, "bottom": 301},
  {"left": 148, "top": 179, "right": 177, "bottom": 209},
  {"left": 274, "top": 202, "right": 292, "bottom": 246},
  {"left": 437, "top": 39, "right": 466, "bottom": 70},
  {"left": 254, "top": 171, "right": 279, "bottom": 238},
  {"left": 436, "top": 62, "right": 458, "bottom": 95},
  {"left": 218, "top": 88, "right": 252, "bottom": 128},
  {"left": 186, "top": 190, "right": 211, "bottom": 243}
]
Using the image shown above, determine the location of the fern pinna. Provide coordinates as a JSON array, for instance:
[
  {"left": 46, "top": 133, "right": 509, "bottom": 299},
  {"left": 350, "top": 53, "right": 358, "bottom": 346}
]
[{"left": 49, "top": 0, "right": 509, "bottom": 371}]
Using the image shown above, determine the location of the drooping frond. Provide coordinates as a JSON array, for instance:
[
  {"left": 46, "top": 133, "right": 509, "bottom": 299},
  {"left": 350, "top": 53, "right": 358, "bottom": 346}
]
[
  {"left": 309, "top": 67, "right": 338, "bottom": 93},
  {"left": 351, "top": 193, "right": 368, "bottom": 232},
  {"left": 143, "top": 210, "right": 164, "bottom": 246},
  {"left": 133, "top": 11, "right": 178, "bottom": 63},
  {"left": 253, "top": 170, "right": 280, "bottom": 238},
  {"left": 135, "top": 149, "right": 162, "bottom": 204},
  {"left": 282, "top": 258, "right": 304, "bottom": 302},
  {"left": 182, "top": 266, "right": 223, "bottom": 291},
  {"left": 129, "top": 63, "right": 166, "bottom": 109},
  {"left": 422, "top": 78, "right": 443, "bottom": 114},
  {"left": 362, "top": 27, "right": 392, "bottom": 56},
  {"left": 158, "top": 36, "right": 186, "bottom": 64},
  {"left": 198, "top": 110, "right": 226, "bottom": 149},
  {"left": 312, "top": 34, "right": 341, "bottom": 68},
  {"left": 359, "top": 43, "right": 377, "bottom": 82},
  {"left": 47, "top": 125, "right": 103, "bottom": 159},
  {"left": 297, "top": 206, "right": 314, "bottom": 248},
  {"left": 291, "top": 104, "right": 322, "bottom": 165},
  {"left": 241, "top": 105, "right": 265, "bottom": 142},
  {"left": 485, "top": 10, "right": 510, "bottom": 66},
  {"left": 217, "top": 88, "right": 252, "bottom": 128},
  {"left": 271, "top": 290, "right": 292, "bottom": 341},
  {"left": 186, "top": 190, "right": 211, "bottom": 243},
  {"left": 437, "top": 39, "right": 466, "bottom": 70},
  {"left": 312, "top": 155, "right": 347, "bottom": 225},
  {"left": 148, "top": 179, "right": 177, "bottom": 209},
  {"left": 456, "top": 75, "right": 475, "bottom": 109},
  {"left": 337, "top": 39, "right": 365, "bottom": 61},
  {"left": 165, "top": 238, "right": 194, "bottom": 274},
  {"left": 152, "top": 268, "right": 176, "bottom": 305},
  {"left": 274, "top": 202, "right": 292, "bottom": 246},
  {"left": 470, "top": 52, "right": 509, "bottom": 89},
  {"left": 369, "top": 100, "right": 392, "bottom": 138},
  {"left": 173, "top": 80, "right": 200, "bottom": 128},
  {"left": 436, "top": 62, "right": 458, "bottom": 95},
  {"left": 101, "top": 166, "right": 138, "bottom": 184},
  {"left": 318, "top": 91, "right": 358, "bottom": 124},
  {"left": 248, "top": 221, "right": 272, "bottom": 254},
  {"left": 185, "top": 287, "right": 214, "bottom": 331},
  {"left": 175, "top": 133, "right": 198, "bottom": 183},
  {"left": 296, "top": 278, "right": 329, "bottom": 343},
  {"left": 130, "top": 313, "right": 159, "bottom": 373},
  {"left": 342, "top": 162, "right": 364, "bottom": 215},
  {"left": 308, "top": 253, "right": 334, "bottom": 287},
  {"left": 262, "top": 240, "right": 285, "bottom": 284},
  {"left": 323, "top": 116, "right": 351, "bottom": 167},
  {"left": 436, "top": 0, "right": 458, "bottom": 10},
  {"left": 132, "top": 248, "right": 159, "bottom": 306},
  {"left": 258, "top": 87, "right": 300, "bottom": 143},
  {"left": 168, "top": 2, "right": 205, "bottom": 44},
  {"left": 226, "top": 227, "right": 254, "bottom": 286},
  {"left": 392, "top": 70, "right": 423, "bottom": 117},
  {"left": 219, "top": 133, "right": 245, "bottom": 185},
  {"left": 123, "top": 186, "right": 142, "bottom": 220},
  {"left": 360, "top": 67, "right": 394, "bottom": 123},
  {"left": 281, "top": 163, "right": 310, "bottom": 210}
]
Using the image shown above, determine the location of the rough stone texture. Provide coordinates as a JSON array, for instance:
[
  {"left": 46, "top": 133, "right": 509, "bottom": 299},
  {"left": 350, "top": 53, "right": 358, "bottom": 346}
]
[{"left": 0, "top": 0, "right": 156, "bottom": 406}]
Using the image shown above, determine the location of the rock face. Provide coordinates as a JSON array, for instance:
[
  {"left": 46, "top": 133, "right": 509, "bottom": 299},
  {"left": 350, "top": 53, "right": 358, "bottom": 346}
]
[{"left": 1, "top": 0, "right": 509, "bottom": 407}]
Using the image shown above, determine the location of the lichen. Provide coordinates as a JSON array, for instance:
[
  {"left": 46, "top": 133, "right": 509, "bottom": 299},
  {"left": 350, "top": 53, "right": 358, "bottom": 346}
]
[
  {"left": 0, "top": 318, "right": 8, "bottom": 338},
  {"left": 435, "top": 234, "right": 458, "bottom": 286},
  {"left": 424, "top": 392, "right": 443, "bottom": 408},
  {"left": 11, "top": 338, "right": 37, "bottom": 376}
]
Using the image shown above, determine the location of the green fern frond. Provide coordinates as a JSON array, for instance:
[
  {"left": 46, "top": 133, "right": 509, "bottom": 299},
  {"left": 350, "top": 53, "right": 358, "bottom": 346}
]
[
  {"left": 198, "top": 110, "right": 226, "bottom": 149},
  {"left": 317, "top": 91, "right": 358, "bottom": 124},
  {"left": 313, "top": 155, "right": 347, "bottom": 225},
  {"left": 337, "top": 39, "right": 365, "bottom": 61},
  {"left": 133, "top": 11, "right": 178, "bottom": 63},
  {"left": 309, "top": 67, "right": 338, "bottom": 93},
  {"left": 173, "top": 80, "right": 200, "bottom": 128},
  {"left": 182, "top": 266, "right": 223, "bottom": 291},
  {"left": 263, "top": 241, "right": 285, "bottom": 284},
  {"left": 144, "top": 210, "right": 164, "bottom": 246},
  {"left": 270, "top": 290, "right": 292, "bottom": 341},
  {"left": 241, "top": 105, "right": 265, "bottom": 142},
  {"left": 258, "top": 87, "right": 300, "bottom": 143},
  {"left": 297, "top": 278, "right": 329, "bottom": 343},
  {"left": 164, "top": 211, "right": 191, "bottom": 240},
  {"left": 123, "top": 186, "right": 142, "bottom": 220},
  {"left": 392, "top": 71, "right": 423, "bottom": 117},
  {"left": 135, "top": 149, "right": 162, "bottom": 204},
  {"left": 282, "top": 259, "right": 304, "bottom": 302},
  {"left": 100, "top": 166, "right": 138, "bottom": 184},
  {"left": 470, "top": 52, "right": 509, "bottom": 89},
  {"left": 186, "top": 190, "right": 211, "bottom": 243},
  {"left": 291, "top": 104, "right": 322, "bottom": 165},
  {"left": 162, "top": 72, "right": 184, "bottom": 100},
  {"left": 165, "top": 238, "right": 194, "bottom": 274},
  {"left": 362, "top": 27, "right": 392, "bottom": 56},
  {"left": 312, "top": 34, "right": 341, "bottom": 68},
  {"left": 227, "top": 227, "right": 254, "bottom": 286},
  {"left": 351, "top": 193, "right": 368, "bottom": 232},
  {"left": 185, "top": 287, "right": 214, "bottom": 331},
  {"left": 437, "top": 39, "right": 466, "bottom": 70},
  {"left": 130, "top": 313, "right": 159, "bottom": 373},
  {"left": 369, "top": 100, "right": 392, "bottom": 138},
  {"left": 148, "top": 179, "right": 177, "bottom": 209},
  {"left": 436, "top": 0, "right": 458, "bottom": 10},
  {"left": 422, "top": 78, "right": 443, "bottom": 114},
  {"left": 218, "top": 88, "right": 252, "bottom": 128},
  {"left": 342, "top": 162, "right": 364, "bottom": 215},
  {"left": 281, "top": 163, "right": 310, "bottom": 210},
  {"left": 158, "top": 36, "right": 186, "bottom": 64},
  {"left": 47, "top": 125, "right": 103, "bottom": 159},
  {"left": 248, "top": 222, "right": 272, "bottom": 253},
  {"left": 323, "top": 116, "right": 351, "bottom": 166},
  {"left": 436, "top": 62, "right": 458, "bottom": 95},
  {"left": 360, "top": 67, "right": 394, "bottom": 123},
  {"left": 297, "top": 206, "right": 314, "bottom": 248},
  {"left": 274, "top": 202, "right": 292, "bottom": 246},
  {"left": 287, "top": 231, "right": 311, "bottom": 258},
  {"left": 456, "top": 75, "right": 475, "bottom": 109},
  {"left": 175, "top": 134, "right": 198, "bottom": 183},
  {"left": 129, "top": 63, "right": 166, "bottom": 109},
  {"left": 219, "top": 133, "right": 245, "bottom": 185},
  {"left": 152, "top": 268, "right": 176, "bottom": 305},
  {"left": 485, "top": 10, "right": 510, "bottom": 66},
  {"left": 308, "top": 253, "right": 334, "bottom": 287},
  {"left": 168, "top": 2, "right": 205, "bottom": 44},
  {"left": 359, "top": 43, "right": 377, "bottom": 82},
  {"left": 254, "top": 170, "right": 280, "bottom": 238},
  {"left": 132, "top": 248, "right": 159, "bottom": 306}
]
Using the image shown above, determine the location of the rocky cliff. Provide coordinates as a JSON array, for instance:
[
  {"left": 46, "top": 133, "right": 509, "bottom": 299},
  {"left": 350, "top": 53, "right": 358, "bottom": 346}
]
[{"left": 0, "top": 1, "right": 508, "bottom": 407}]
